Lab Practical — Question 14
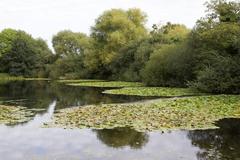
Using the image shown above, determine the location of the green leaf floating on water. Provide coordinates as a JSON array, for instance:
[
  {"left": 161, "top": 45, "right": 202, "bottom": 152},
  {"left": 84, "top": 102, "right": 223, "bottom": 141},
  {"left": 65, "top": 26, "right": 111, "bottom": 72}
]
[
  {"left": 48, "top": 95, "right": 240, "bottom": 131},
  {"left": 103, "top": 87, "right": 203, "bottom": 97},
  {"left": 58, "top": 79, "right": 106, "bottom": 83},
  {"left": 66, "top": 81, "right": 144, "bottom": 88},
  {"left": 0, "top": 105, "right": 33, "bottom": 125}
]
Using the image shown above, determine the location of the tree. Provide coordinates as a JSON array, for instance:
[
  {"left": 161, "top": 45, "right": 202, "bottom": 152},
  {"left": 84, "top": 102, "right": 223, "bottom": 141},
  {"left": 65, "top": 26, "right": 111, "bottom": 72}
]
[
  {"left": 84, "top": 8, "right": 148, "bottom": 78},
  {"left": 0, "top": 29, "right": 52, "bottom": 77},
  {"left": 190, "top": 0, "right": 240, "bottom": 93},
  {"left": 0, "top": 28, "right": 18, "bottom": 58},
  {"left": 52, "top": 30, "right": 90, "bottom": 57},
  {"left": 140, "top": 23, "right": 192, "bottom": 87},
  {"left": 34, "top": 38, "right": 54, "bottom": 77},
  {"left": 109, "top": 38, "right": 153, "bottom": 81},
  {"left": 0, "top": 31, "right": 39, "bottom": 76},
  {"left": 51, "top": 30, "right": 91, "bottom": 79},
  {"left": 205, "top": 0, "right": 240, "bottom": 23},
  {"left": 142, "top": 43, "right": 195, "bottom": 87}
]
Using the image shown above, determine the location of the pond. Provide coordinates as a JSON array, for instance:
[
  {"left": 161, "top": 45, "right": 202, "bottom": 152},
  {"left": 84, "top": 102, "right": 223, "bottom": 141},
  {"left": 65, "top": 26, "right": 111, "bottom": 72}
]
[{"left": 0, "top": 81, "right": 239, "bottom": 160}]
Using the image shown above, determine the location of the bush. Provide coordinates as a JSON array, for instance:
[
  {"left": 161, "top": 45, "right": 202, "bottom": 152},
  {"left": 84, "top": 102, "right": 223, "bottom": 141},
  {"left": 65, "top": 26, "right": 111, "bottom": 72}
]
[
  {"left": 142, "top": 43, "right": 195, "bottom": 87},
  {"left": 190, "top": 54, "right": 240, "bottom": 94}
]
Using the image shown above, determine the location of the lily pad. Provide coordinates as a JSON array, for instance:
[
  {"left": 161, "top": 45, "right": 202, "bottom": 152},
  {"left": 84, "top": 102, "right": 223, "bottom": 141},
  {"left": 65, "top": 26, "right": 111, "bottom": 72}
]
[
  {"left": 48, "top": 95, "right": 240, "bottom": 131},
  {"left": 103, "top": 87, "right": 203, "bottom": 97},
  {"left": 0, "top": 105, "right": 33, "bottom": 125},
  {"left": 67, "top": 81, "right": 144, "bottom": 88}
]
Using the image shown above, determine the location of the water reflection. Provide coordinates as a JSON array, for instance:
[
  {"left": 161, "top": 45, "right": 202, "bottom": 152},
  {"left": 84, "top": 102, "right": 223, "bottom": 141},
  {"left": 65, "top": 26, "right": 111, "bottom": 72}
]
[
  {"left": 0, "top": 81, "right": 240, "bottom": 159},
  {"left": 188, "top": 118, "right": 240, "bottom": 160},
  {"left": 0, "top": 102, "right": 239, "bottom": 160},
  {"left": 94, "top": 127, "right": 149, "bottom": 149},
  {"left": 0, "top": 81, "right": 151, "bottom": 111},
  {"left": 22, "top": 100, "right": 56, "bottom": 128}
]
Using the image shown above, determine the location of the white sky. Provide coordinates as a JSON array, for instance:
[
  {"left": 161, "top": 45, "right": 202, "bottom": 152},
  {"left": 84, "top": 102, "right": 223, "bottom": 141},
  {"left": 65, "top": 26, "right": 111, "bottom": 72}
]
[{"left": 0, "top": 0, "right": 207, "bottom": 47}]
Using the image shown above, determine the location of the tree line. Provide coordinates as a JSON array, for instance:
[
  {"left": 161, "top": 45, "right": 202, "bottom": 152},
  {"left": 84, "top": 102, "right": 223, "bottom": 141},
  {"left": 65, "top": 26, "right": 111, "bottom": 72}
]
[{"left": 0, "top": 0, "right": 239, "bottom": 94}]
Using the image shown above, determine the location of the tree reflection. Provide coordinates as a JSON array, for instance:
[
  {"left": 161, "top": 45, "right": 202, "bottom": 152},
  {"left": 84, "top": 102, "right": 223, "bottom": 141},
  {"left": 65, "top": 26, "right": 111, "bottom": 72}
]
[
  {"left": 94, "top": 127, "right": 149, "bottom": 149},
  {"left": 0, "top": 81, "right": 145, "bottom": 110},
  {"left": 0, "top": 81, "right": 148, "bottom": 126},
  {"left": 188, "top": 118, "right": 240, "bottom": 160}
]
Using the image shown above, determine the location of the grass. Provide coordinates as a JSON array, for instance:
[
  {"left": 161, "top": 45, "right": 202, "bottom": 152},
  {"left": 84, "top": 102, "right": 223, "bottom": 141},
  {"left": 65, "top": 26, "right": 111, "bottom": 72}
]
[
  {"left": 0, "top": 105, "right": 33, "bottom": 125},
  {"left": 48, "top": 95, "right": 240, "bottom": 131},
  {"left": 66, "top": 81, "right": 144, "bottom": 88},
  {"left": 103, "top": 87, "right": 203, "bottom": 97}
]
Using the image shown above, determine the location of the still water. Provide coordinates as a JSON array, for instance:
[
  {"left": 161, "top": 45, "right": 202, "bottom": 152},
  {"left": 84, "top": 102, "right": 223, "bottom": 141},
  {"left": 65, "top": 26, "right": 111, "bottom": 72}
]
[{"left": 0, "top": 81, "right": 239, "bottom": 160}]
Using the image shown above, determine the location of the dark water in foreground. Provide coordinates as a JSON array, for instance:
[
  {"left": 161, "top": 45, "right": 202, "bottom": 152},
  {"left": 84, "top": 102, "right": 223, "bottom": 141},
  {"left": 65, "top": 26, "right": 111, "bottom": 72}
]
[{"left": 0, "top": 81, "right": 239, "bottom": 160}]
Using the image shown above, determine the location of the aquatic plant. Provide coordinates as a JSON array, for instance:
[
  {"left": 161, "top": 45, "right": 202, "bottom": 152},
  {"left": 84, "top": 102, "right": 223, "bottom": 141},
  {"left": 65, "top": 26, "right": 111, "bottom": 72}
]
[
  {"left": 67, "top": 81, "right": 144, "bottom": 88},
  {"left": 103, "top": 87, "right": 203, "bottom": 97},
  {"left": 0, "top": 105, "right": 33, "bottom": 125},
  {"left": 48, "top": 95, "right": 240, "bottom": 131}
]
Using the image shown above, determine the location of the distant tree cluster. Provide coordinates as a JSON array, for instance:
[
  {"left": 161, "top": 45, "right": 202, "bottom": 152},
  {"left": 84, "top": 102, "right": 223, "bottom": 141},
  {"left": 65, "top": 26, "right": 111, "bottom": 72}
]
[
  {"left": 0, "top": 0, "right": 239, "bottom": 93},
  {"left": 0, "top": 29, "right": 53, "bottom": 77}
]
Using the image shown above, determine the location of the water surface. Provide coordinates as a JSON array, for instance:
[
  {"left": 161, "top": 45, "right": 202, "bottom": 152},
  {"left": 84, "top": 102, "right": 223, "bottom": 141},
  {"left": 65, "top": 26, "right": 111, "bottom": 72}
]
[{"left": 0, "top": 81, "right": 239, "bottom": 160}]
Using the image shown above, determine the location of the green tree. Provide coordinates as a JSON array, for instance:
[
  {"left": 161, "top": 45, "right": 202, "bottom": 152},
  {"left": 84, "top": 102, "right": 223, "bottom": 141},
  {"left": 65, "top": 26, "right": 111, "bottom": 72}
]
[
  {"left": 205, "top": 0, "right": 240, "bottom": 23},
  {"left": 84, "top": 8, "right": 148, "bottom": 78},
  {"left": 0, "top": 29, "right": 52, "bottom": 77},
  {"left": 51, "top": 30, "right": 91, "bottom": 79},
  {"left": 0, "top": 31, "right": 40, "bottom": 76},
  {"left": 52, "top": 30, "right": 90, "bottom": 57},
  {"left": 142, "top": 43, "right": 195, "bottom": 87},
  {"left": 0, "top": 29, "right": 18, "bottom": 58},
  {"left": 140, "top": 23, "right": 192, "bottom": 87},
  {"left": 190, "top": 0, "right": 240, "bottom": 93}
]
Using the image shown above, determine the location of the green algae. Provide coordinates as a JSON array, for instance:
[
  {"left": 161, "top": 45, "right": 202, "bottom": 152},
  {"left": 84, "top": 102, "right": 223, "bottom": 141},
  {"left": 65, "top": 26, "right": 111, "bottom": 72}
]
[{"left": 48, "top": 95, "right": 240, "bottom": 131}]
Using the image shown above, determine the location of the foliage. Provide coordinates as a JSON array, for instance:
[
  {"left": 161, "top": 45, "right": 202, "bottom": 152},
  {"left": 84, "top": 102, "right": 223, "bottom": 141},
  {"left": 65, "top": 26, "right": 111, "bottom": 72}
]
[
  {"left": 190, "top": 54, "right": 240, "bottom": 94},
  {"left": 109, "top": 38, "right": 152, "bottom": 81},
  {"left": 0, "top": 29, "right": 18, "bottom": 58},
  {"left": 84, "top": 8, "right": 148, "bottom": 78},
  {"left": 52, "top": 30, "right": 91, "bottom": 57},
  {"left": 51, "top": 30, "right": 91, "bottom": 79},
  {"left": 189, "top": 0, "right": 240, "bottom": 93},
  {"left": 142, "top": 43, "right": 195, "bottom": 87},
  {"left": 0, "top": 29, "right": 52, "bottom": 77},
  {"left": 205, "top": 0, "right": 240, "bottom": 23},
  {"left": 48, "top": 95, "right": 240, "bottom": 131}
]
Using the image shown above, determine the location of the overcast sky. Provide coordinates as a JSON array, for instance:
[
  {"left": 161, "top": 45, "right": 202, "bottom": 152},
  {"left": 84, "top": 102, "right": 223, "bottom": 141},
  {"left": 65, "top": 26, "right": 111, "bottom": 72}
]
[{"left": 0, "top": 0, "right": 207, "bottom": 47}]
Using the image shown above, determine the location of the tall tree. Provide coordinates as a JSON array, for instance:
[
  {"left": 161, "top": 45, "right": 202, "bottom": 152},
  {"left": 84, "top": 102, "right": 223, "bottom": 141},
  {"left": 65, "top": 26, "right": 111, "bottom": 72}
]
[
  {"left": 0, "top": 29, "right": 52, "bottom": 77},
  {"left": 84, "top": 8, "right": 148, "bottom": 78},
  {"left": 190, "top": 0, "right": 240, "bottom": 93},
  {"left": 51, "top": 30, "right": 91, "bottom": 78}
]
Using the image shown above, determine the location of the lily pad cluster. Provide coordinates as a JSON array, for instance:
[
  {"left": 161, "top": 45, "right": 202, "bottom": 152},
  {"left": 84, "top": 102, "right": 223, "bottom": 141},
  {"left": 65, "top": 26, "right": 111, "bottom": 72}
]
[
  {"left": 49, "top": 95, "right": 240, "bottom": 131},
  {"left": 0, "top": 105, "right": 33, "bottom": 125},
  {"left": 60, "top": 79, "right": 204, "bottom": 97},
  {"left": 67, "top": 81, "right": 144, "bottom": 88},
  {"left": 58, "top": 79, "right": 105, "bottom": 83},
  {"left": 103, "top": 87, "right": 202, "bottom": 97}
]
